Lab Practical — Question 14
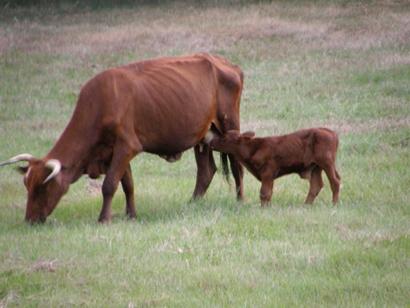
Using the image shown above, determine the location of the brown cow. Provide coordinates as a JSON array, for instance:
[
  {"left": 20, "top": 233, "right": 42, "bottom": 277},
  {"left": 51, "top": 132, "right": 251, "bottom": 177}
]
[
  {"left": 209, "top": 128, "right": 340, "bottom": 206},
  {"left": 0, "top": 53, "right": 244, "bottom": 223}
]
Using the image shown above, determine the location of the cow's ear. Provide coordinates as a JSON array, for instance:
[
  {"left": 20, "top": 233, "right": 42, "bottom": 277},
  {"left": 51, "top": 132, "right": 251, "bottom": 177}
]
[
  {"left": 241, "top": 131, "right": 255, "bottom": 139},
  {"left": 15, "top": 166, "right": 29, "bottom": 175},
  {"left": 226, "top": 130, "right": 241, "bottom": 140}
]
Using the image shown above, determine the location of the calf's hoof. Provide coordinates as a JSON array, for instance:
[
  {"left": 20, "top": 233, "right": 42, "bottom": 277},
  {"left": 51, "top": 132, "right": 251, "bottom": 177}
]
[
  {"left": 127, "top": 213, "right": 137, "bottom": 220},
  {"left": 98, "top": 217, "right": 111, "bottom": 224}
]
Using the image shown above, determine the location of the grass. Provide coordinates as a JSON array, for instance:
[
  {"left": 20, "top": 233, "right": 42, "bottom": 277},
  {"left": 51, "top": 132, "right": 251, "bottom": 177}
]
[{"left": 0, "top": 1, "right": 409, "bottom": 306}]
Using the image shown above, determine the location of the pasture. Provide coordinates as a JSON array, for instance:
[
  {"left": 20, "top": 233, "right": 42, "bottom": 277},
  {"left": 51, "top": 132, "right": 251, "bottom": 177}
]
[{"left": 0, "top": 1, "right": 409, "bottom": 306}]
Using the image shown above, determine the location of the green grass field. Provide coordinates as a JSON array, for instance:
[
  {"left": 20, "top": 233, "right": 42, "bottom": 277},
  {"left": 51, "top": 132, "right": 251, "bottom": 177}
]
[{"left": 1, "top": 1, "right": 409, "bottom": 306}]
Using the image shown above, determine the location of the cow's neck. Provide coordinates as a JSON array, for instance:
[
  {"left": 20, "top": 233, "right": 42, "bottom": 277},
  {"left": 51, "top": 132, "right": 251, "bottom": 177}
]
[
  {"left": 46, "top": 143, "right": 91, "bottom": 186},
  {"left": 45, "top": 109, "right": 97, "bottom": 185}
]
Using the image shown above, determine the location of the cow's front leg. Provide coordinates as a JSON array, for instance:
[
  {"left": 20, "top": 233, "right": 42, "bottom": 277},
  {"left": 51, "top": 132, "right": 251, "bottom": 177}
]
[
  {"left": 121, "top": 163, "right": 136, "bottom": 219},
  {"left": 99, "top": 137, "right": 141, "bottom": 223},
  {"left": 260, "top": 178, "right": 274, "bottom": 207}
]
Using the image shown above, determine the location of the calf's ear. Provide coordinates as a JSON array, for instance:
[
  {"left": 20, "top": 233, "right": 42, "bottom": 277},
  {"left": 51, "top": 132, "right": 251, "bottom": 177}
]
[{"left": 241, "top": 131, "right": 255, "bottom": 139}]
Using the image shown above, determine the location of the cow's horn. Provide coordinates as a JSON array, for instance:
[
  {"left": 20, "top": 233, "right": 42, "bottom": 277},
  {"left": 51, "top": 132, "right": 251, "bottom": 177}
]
[
  {"left": 0, "top": 153, "right": 34, "bottom": 167},
  {"left": 43, "top": 159, "right": 61, "bottom": 184}
]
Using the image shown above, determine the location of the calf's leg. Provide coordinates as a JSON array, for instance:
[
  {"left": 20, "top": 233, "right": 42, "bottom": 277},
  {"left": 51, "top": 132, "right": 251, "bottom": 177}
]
[
  {"left": 260, "top": 179, "right": 274, "bottom": 207},
  {"left": 121, "top": 163, "right": 136, "bottom": 219},
  {"left": 192, "top": 144, "right": 217, "bottom": 199},
  {"left": 304, "top": 167, "right": 323, "bottom": 204},
  {"left": 322, "top": 163, "right": 340, "bottom": 204}
]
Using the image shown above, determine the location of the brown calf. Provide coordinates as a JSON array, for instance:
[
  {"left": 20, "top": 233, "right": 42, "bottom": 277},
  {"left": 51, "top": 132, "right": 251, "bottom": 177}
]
[{"left": 209, "top": 128, "right": 340, "bottom": 206}]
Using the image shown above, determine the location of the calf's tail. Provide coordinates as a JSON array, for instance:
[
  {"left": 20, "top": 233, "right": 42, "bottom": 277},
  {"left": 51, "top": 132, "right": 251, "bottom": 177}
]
[
  {"left": 335, "top": 170, "right": 341, "bottom": 181},
  {"left": 334, "top": 132, "right": 341, "bottom": 181}
]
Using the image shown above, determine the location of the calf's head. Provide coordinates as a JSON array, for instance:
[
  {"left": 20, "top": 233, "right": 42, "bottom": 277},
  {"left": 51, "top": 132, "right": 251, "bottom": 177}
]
[
  {"left": 0, "top": 154, "right": 67, "bottom": 223},
  {"left": 210, "top": 130, "right": 255, "bottom": 154}
]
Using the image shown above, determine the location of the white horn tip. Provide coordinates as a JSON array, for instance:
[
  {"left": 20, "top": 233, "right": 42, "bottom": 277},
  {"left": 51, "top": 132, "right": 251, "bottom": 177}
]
[{"left": 43, "top": 159, "right": 61, "bottom": 184}]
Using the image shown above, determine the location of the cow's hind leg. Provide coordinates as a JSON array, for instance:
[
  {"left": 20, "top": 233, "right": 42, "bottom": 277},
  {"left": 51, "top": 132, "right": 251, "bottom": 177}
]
[
  {"left": 99, "top": 136, "right": 141, "bottom": 223},
  {"left": 192, "top": 144, "right": 217, "bottom": 199},
  {"left": 219, "top": 112, "right": 244, "bottom": 201},
  {"left": 304, "top": 166, "right": 323, "bottom": 204},
  {"left": 121, "top": 163, "right": 136, "bottom": 219},
  {"left": 216, "top": 72, "right": 244, "bottom": 201}
]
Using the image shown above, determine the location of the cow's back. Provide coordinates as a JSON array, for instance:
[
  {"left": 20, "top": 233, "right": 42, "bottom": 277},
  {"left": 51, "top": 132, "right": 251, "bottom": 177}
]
[{"left": 84, "top": 55, "right": 220, "bottom": 155}]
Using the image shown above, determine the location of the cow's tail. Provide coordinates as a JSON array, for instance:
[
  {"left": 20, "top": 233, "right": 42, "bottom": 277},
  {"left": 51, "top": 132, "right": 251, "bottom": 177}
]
[{"left": 220, "top": 152, "right": 230, "bottom": 184}]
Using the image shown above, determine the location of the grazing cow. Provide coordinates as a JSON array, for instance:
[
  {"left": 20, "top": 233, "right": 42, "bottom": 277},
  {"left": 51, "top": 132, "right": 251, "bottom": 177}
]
[
  {"left": 209, "top": 128, "right": 340, "bottom": 206},
  {"left": 0, "top": 53, "right": 244, "bottom": 223}
]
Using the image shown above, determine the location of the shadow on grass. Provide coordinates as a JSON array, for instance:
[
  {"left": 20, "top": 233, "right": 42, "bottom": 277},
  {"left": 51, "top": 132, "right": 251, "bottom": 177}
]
[
  {"left": 4, "top": 193, "right": 246, "bottom": 229},
  {"left": 7, "top": 198, "right": 339, "bottom": 232}
]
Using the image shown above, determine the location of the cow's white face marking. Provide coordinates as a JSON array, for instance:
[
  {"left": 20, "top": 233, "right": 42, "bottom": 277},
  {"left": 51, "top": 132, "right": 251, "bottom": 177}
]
[{"left": 203, "top": 131, "right": 215, "bottom": 144}]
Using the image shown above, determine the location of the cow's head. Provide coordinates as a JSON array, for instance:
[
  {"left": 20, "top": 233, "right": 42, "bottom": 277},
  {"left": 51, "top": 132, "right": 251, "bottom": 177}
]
[
  {"left": 210, "top": 130, "right": 255, "bottom": 154},
  {"left": 0, "top": 154, "right": 67, "bottom": 223}
]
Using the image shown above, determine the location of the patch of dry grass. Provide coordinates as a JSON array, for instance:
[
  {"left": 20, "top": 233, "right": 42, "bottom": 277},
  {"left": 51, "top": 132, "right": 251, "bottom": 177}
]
[
  {"left": 31, "top": 259, "right": 58, "bottom": 272},
  {"left": 2, "top": 1, "right": 408, "bottom": 60}
]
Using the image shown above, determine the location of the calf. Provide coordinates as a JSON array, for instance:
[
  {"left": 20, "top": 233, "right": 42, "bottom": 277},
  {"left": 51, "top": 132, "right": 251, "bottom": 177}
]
[{"left": 209, "top": 128, "right": 340, "bottom": 206}]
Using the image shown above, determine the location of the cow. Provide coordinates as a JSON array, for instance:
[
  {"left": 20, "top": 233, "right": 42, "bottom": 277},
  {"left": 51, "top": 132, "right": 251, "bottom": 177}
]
[
  {"left": 0, "top": 53, "right": 244, "bottom": 224},
  {"left": 208, "top": 128, "right": 340, "bottom": 206}
]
